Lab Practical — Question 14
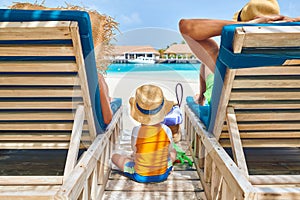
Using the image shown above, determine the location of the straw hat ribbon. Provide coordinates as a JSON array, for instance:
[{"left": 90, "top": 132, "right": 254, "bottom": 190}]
[
  {"left": 233, "top": 0, "right": 280, "bottom": 22},
  {"left": 129, "top": 85, "right": 174, "bottom": 125}
]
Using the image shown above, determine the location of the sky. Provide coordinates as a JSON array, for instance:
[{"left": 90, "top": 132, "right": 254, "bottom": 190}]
[{"left": 1, "top": 0, "right": 299, "bottom": 49}]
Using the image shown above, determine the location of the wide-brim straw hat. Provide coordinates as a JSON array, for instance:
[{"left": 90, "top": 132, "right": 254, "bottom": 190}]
[
  {"left": 129, "top": 84, "right": 174, "bottom": 125},
  {"left": 233, "top": 0, "right": 280, "bottom": 22}
]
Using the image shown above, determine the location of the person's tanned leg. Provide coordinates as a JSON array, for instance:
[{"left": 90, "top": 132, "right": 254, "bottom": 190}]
[{"left": 111, "top": 154, "right": 132, "bottom": 171}]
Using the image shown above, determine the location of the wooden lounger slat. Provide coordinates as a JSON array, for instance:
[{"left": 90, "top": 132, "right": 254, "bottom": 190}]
[
  {"left": 0, "top": 132, "right": 91, "bottom": 141},
  {"left": 220, "top": 131, "right": 300, "bottom": 139},
  {"left": 230, "top": 91, "right": 300, "bottom": 100},
  {"left": 228, "top": 64, "right": 300, "bottom": 138},
  {"left": 223, "top": 122, "right": 300, "bottom": 131},
  {"left": 0, "top": 61, "right": 77, "bottom": 72},
  {"left": 233, "top": 79, "right": 300, "bottom": 89},
  {"left": 0, "top": 45, "right": 74, "bottom": 56},
  {"left": 0, "top": 21, "right": 74, "bottom": 41},
  {"left": 0, "top": 141, "right": 91, "bottom": 149},
  {"left": 0, "top": 142, "right": 70, "bottom": 149},
  {"left": 0, "top": 101, "right": 82, "bottom": 109},
  {"left": 220, "top": 138, "right": 300, "bottom": 148},
  {"left": 0, "top": 122, "right": 89, "bottom": 131},
  {"left": 235, "top": 111, "right": 300, "bottom": 121},
  {"left": 0, "top": 75, "right": 79, "bottom": 86},
  {"left": 0, "top": 21, "right": 73, "bottom": 28},
  {"left": 233, "top": 26, "right": 300, "bottom": 53},
  {"left": 235, "top": 66, "right": 300, "bottom": 76},
  {"left": 230, "top": 102, "right": 300, "bottom": 109},
  {"left": 0, "top": 112, "right": 76, "bottom": 121},
  {"left": 0, "top": 87, "right": 82, "bottom": 97},
  {"left": 0, "top": 28, "right": 72, "bottom": 40}
]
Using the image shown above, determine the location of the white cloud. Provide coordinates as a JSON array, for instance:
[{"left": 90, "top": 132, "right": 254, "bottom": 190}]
[{"left": 120, "top": 12, "right": 141, "bottom": 25}]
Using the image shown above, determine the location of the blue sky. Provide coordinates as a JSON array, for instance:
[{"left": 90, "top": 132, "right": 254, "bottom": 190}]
[{"left": 1, "top": 0, "right": 299, "bottom": 48}]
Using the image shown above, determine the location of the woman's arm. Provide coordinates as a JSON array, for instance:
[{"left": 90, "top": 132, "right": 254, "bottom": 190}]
[
  {"left": 179, "top": 15, "right": 288, "bottom": 41},
  {"left": 98, "top": 73, "right": 113, "bottom": 124}
]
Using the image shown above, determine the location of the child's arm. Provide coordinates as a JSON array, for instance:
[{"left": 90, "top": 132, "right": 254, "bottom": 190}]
[
  {"left": 131, "top": 126, "right": 140, "bottom": 155},
  {"left": 161, "top": 124, "right": 177, "bottom": 162},
  {"left": 170, "top": 148, "right": 177, "bottom": 163}
]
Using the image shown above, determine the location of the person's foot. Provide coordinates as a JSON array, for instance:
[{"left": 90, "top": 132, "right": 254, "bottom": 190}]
[{"left": 193, "top": 94, "right": 205, "bottom": 105}]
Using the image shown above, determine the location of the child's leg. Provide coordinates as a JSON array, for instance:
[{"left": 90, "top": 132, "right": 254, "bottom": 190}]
[{"left": 111, "top": 153, "right": 132, "bottom": 171}]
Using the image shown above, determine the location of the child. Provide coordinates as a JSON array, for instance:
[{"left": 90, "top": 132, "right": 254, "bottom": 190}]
[{"left": 112, "top": 84, "right": 177, "bottom": 183}]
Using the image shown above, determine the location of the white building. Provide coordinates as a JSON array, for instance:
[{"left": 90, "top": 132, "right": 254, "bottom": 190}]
[{"left": 111, "top": 45, "right": 160, "bottom": 62}]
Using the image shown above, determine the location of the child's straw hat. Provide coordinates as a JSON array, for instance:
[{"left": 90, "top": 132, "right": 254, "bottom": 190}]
[{"left": 129, "top": 85, "right": 173, "bottom": 125}]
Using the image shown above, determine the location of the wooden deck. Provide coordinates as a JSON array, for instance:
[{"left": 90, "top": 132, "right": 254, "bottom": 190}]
[{"left": 102, "top": 130, "right": 207, "bottom": 200}]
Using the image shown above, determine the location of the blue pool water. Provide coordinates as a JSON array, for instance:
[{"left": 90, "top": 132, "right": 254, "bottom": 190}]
[
  {"left": 107, "top": 63, "right": 200, "bottom": 72},
  {"left": 107, "top": 63, "right": 200, "bottom": 81}
]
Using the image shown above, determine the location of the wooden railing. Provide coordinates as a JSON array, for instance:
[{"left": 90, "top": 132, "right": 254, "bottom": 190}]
[
  {"left": 184, "top": 105, "right": 255, "bottom": 200},
  {"left": 55, "top": 106, "right": 122, "bottom": 199}
]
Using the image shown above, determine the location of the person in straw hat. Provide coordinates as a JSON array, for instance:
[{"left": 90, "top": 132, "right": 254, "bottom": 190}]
[
  {"left": 112, "top": 84, "right": 177, "bottom": 183},
  {"left": 179, "top": 0, "right": 299, "bottom": 105}
]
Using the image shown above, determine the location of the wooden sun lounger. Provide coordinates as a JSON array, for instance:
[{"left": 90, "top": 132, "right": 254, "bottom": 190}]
[
  {"left": 0, "top": 9, "right": 122, "bottom": 199},
  {"left": 185, "top": 23, "right": 300, "bottom": 199}
]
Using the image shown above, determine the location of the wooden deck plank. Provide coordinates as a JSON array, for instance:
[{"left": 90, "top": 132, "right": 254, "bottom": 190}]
[
  {"left": 109, "top": 169, "right": 199, "bottom": 180},
  {"left": 105, "top": 179, "right": 203, "bottom": 192},
  {"left": 103, "top": 191, "right": 206, "bottom": 200}
]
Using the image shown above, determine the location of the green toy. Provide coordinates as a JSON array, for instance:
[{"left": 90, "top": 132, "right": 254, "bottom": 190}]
[{"left": 173, "top": 143, "right": 193, "bottom": 166}]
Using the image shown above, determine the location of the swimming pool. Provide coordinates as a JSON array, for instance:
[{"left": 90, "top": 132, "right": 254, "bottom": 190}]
[{"left": 106, "top": 63, "right": 200, "bottom": 81}]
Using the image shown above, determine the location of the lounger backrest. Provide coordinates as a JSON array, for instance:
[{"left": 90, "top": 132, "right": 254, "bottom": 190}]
[
  {"left": 0, "top": 13, "right": 97, "bottom": 149},
  {"left": 210, "top": 24, "right": 300, "bottom": 148}
]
